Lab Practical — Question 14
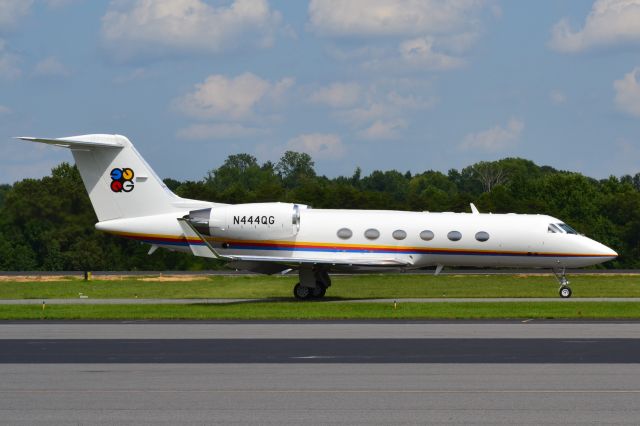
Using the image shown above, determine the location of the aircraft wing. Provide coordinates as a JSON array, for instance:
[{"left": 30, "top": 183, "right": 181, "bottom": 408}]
[
  {"left": 226, "top": 257, "right": 410, "bottom": 275},
  {"left": 223, "top": 254, "right": 410, "bottom": 267},
  {"left": 177, "top": 217, "right": 411, "bottom": 273}
]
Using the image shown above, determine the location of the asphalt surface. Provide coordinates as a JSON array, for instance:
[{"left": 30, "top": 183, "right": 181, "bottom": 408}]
[
  {"left": 3, "top": 297, "right": 640, "bottom": 304},
  {"left": 3, "top": 322, "right": 640, "bottom": 424},
  {"left": 2, "top": 338, "right": 640, "bottom": 363},
  {"left": 2, "top": 364, "right": 640, "bottom": 425},
  {"left": 2, "top": 320, "right": 640, "bottom": 339}
]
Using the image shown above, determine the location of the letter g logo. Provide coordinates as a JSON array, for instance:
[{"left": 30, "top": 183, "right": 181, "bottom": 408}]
[{"left": 110, "top": 167, "right": 135, "bottom": 193}]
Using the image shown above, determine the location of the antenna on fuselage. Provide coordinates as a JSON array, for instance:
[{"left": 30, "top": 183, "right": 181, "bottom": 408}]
[{"left": 470, "top": 203, "right": 480, "bottom": 214}]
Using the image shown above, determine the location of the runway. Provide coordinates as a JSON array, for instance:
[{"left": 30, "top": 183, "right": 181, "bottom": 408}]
[
  {"left": 2, "top": 321, "right": 640, "bottom": 424},
  {"left": 3, "top": 364, "right": 640, "bottom": 425},
  {"left": 2, "top": 338, "right": 640, "bottom": 363}
]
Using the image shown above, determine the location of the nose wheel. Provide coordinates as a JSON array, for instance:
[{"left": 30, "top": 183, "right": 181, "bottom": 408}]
[
  {"left": 553, "top": 267, "right": 572, "bottom": 298},
  {"left": 559, "top": 286, "right": 572, "bottom": 298}
]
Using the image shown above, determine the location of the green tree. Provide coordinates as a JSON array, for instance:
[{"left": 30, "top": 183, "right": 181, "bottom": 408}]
[{"left": 276, "top": 151, "right": 316, "bottom": 189}]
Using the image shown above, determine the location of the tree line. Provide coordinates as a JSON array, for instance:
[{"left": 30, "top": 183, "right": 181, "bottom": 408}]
[{"left": 1, "top": 151, "right": 638, "bottom": 271}]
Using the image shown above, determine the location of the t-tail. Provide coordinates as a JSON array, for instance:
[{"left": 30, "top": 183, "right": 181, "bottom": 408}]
[{"left": 16, "top": 134, "right": 214, "bottom": 221}]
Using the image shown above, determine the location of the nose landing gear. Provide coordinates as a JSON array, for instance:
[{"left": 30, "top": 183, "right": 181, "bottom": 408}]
[{"left": 553, "top": 268, "right": 572, "bottom": 298}]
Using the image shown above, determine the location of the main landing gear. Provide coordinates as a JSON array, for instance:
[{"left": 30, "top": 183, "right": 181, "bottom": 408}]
[
  {"left": 553, "top": 267, "right": 572, "bottom": 298},
  {"left": 293, "top": 268, "right": 331, "bottom": 300}
]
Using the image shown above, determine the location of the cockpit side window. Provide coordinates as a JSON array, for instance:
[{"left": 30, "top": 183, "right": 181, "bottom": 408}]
[
  {"left": 548, "top": 224, "right": 561, "bottom": 233},
  {"left": 557, "top": 223, "right": 578, "bottom": 234}
]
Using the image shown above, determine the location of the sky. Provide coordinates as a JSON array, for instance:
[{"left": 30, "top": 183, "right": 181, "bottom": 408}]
[{"left": 1, "top": 0, "right": 640, "bottom": 184}]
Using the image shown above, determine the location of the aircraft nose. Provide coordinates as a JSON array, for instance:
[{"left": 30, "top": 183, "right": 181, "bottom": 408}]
[
  {"left": 591, "top": 239, "right": 617, "bottom": 261},
  {"left": 603, "top": 245, "right": 618, "bottom": 260}
]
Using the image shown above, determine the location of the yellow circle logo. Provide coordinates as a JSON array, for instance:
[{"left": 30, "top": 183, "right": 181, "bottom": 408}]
[{"left": 122, "top": 168, "right": 134, "bottom": 180}]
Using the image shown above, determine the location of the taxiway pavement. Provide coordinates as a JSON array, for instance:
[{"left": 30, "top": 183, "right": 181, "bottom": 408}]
[
  {"left": 2, "top": 321, "right": 640, "bottom": 425},
  {"left": 2, "top": 364, "right": 640, "bottom": 425}
]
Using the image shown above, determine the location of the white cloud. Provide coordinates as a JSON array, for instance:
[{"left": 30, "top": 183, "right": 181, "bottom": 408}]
[
  {"left": 101, "top": 0, "right": 282, "bottom": 60},
  {"left": 268, "top": 77, "right": 295, "bottom": 104},
  {"left": 0, "top": 39, "right": 20, "bottom": 79},
  {"left": 309, "top": 1, "right": 490, "bottom": 74},
  {"left": 386, "top": 90, "right": 437, "bottom": 109},
  {"left": 33, "top": 56, "right": 70, "bottom": 77},
  {"left": 614, "top": 67, "right": 640, "bottom": 117},
  {"left": 459, "top": 118, "right": 524, "bottom": 152},
  {"left": 0, "top": 0, "right": 32, "bottom": 30},
  {"left": 314, "top": 80, "right": 436, "bottom": 140},
  {"left": 341, "top": 102, "right": 387, "bottom": 125},
  {"left": 398, "top": 37, "right": 465, "bottom": 70},
  {"left": 308, "top": 0, "right": 484, "bottom": 37},
  {"left": 286, "top": 133, "right": 345, "bottom": 159},
  {"left": 175, "top": 72, "right": 294, "bottom": 120},
  {"left": 550, "top": 90, "right": 567, "bottom": 104},
  {"left": 550, "top": 0, "right": 640, "bottom": 53},
  {"left": 310, "top": 82, "right": 361, "bottom": 108},
  {"left": 177, "top": 123, "right": 268, "bottom": 140},
  {"left": 358, "top": 119, "right": 407, "bottom": 140}
]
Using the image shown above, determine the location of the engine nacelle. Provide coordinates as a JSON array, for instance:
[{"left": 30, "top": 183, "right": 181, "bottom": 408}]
[{"left": 186, "top": 202, "right": 303, "bottom": 241}]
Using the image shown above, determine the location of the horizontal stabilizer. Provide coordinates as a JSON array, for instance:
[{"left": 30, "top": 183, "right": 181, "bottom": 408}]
[{"left": 16, "top": 136, "right": 124, "bottom": 150}]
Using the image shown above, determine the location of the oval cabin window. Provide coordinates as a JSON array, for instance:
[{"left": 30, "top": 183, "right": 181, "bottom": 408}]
[
  {"left": 364, "top": 228, "right": 380, "bottom": 240},
  {"left": 337, "top": 228, "right": 352, "bottom": 239},
  {"left": 420, "top": 230, "right": 434, "bottom": 241},
  {"left": 447, "top": 231, "right": 462, "bottom": 241},
  {"left": 392, "top": 230, "right": 407, "bottom": 240},
  {"left": 475, "top": 231, "right": 490, "bottom": 242}
]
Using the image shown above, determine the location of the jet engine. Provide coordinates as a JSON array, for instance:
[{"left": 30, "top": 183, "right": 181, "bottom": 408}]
[{"left": 185, "top": 202, "right": 303, "bottom": 241}]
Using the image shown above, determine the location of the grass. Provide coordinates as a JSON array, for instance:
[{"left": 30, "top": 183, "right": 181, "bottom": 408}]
[
  {"left": 3, "top": 301, "right": 640, "bottom": 320},
  {"left": 1, "top": 273, "right": 640, "bottom": 299}
]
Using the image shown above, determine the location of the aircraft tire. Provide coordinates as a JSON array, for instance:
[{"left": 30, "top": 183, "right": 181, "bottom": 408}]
[
  {"left": 559, "top": 286, "right": 572, "bottom": 298},
  {"left": 310, "top": 285, "right": 326, "bottom": 299},
  {"left": 293, "top": 283, "right": 311, "bottom": 300}
]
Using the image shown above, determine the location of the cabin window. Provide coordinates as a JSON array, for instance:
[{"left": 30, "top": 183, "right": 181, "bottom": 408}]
[
  {"left": 475, "top": 231, "right": 490, "bottom": 242},
  {"left": 364, "top": 228, "right": 380, "bottom": 240},
  {"left": 420, "top": 230, "right": 434, "bottom": 241},
  {"left": 557, "top": 223, "right": 578, "bottom": 235},
  {"left": 448, "top": 231, "right": 462, "bottom": 241},
  {"left": 337, "top": 228, "right": 352, "bottom": 239},
  {"left": 392, "top": 230, "right": 407, "bottom": 240},
  {"left": 548, "top": 224, "right": 561, "bottom": 233}
]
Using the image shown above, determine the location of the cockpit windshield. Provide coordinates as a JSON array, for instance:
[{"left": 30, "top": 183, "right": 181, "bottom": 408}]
[
  {"left": 548, "top": 223, "right": 579, "bottom": 234},
  {"left": 557, "top": 223, "right": 578, "bottom": 234},
  {"left": 548, "top": 224, "right": 561, "bottom": 233}
]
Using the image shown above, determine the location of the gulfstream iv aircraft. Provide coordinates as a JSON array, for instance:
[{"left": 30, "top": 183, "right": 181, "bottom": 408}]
[{"left": 18, "top": 134, "right": 617, "bottom": 299}]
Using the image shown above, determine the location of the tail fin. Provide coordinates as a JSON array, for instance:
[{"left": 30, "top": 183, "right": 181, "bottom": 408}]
[{"left": 17, "top": 134, "right": 185, "bottom": 221}]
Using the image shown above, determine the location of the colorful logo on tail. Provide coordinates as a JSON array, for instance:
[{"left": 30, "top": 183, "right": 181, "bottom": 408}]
[{"left": 110, "top": 168, "right": 134, "bottom": 193}]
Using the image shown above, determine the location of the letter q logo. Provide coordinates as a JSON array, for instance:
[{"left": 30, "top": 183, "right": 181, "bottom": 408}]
[{"left": 110, "top": 168, "right": 135, "bottom": 193}]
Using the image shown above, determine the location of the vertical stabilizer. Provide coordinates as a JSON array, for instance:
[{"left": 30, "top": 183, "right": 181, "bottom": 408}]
[{"left": 18, "top": 134, "right": 182, "bottom": 221}]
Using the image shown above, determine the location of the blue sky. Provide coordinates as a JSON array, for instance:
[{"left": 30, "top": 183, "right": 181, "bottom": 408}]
[{"left": 2, "top": 0, "right": 640, "bottom": 183}]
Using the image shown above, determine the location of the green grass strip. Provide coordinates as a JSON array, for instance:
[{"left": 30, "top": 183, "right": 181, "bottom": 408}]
[
  {"left": 2, "top": 274, "right": 640, "bottom": 299},
  {"left": 4, "top": 301, "right": 640, "bottom": 320}
]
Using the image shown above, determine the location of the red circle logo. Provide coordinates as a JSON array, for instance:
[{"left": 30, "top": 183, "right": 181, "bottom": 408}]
[{"left": 110, "top": 180, "right": 123, "bottom": 192}]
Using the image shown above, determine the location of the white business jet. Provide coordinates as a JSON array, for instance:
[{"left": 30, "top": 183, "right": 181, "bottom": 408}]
[{"left": 17, "top": 134, "right": 617, "bottom": 299}]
